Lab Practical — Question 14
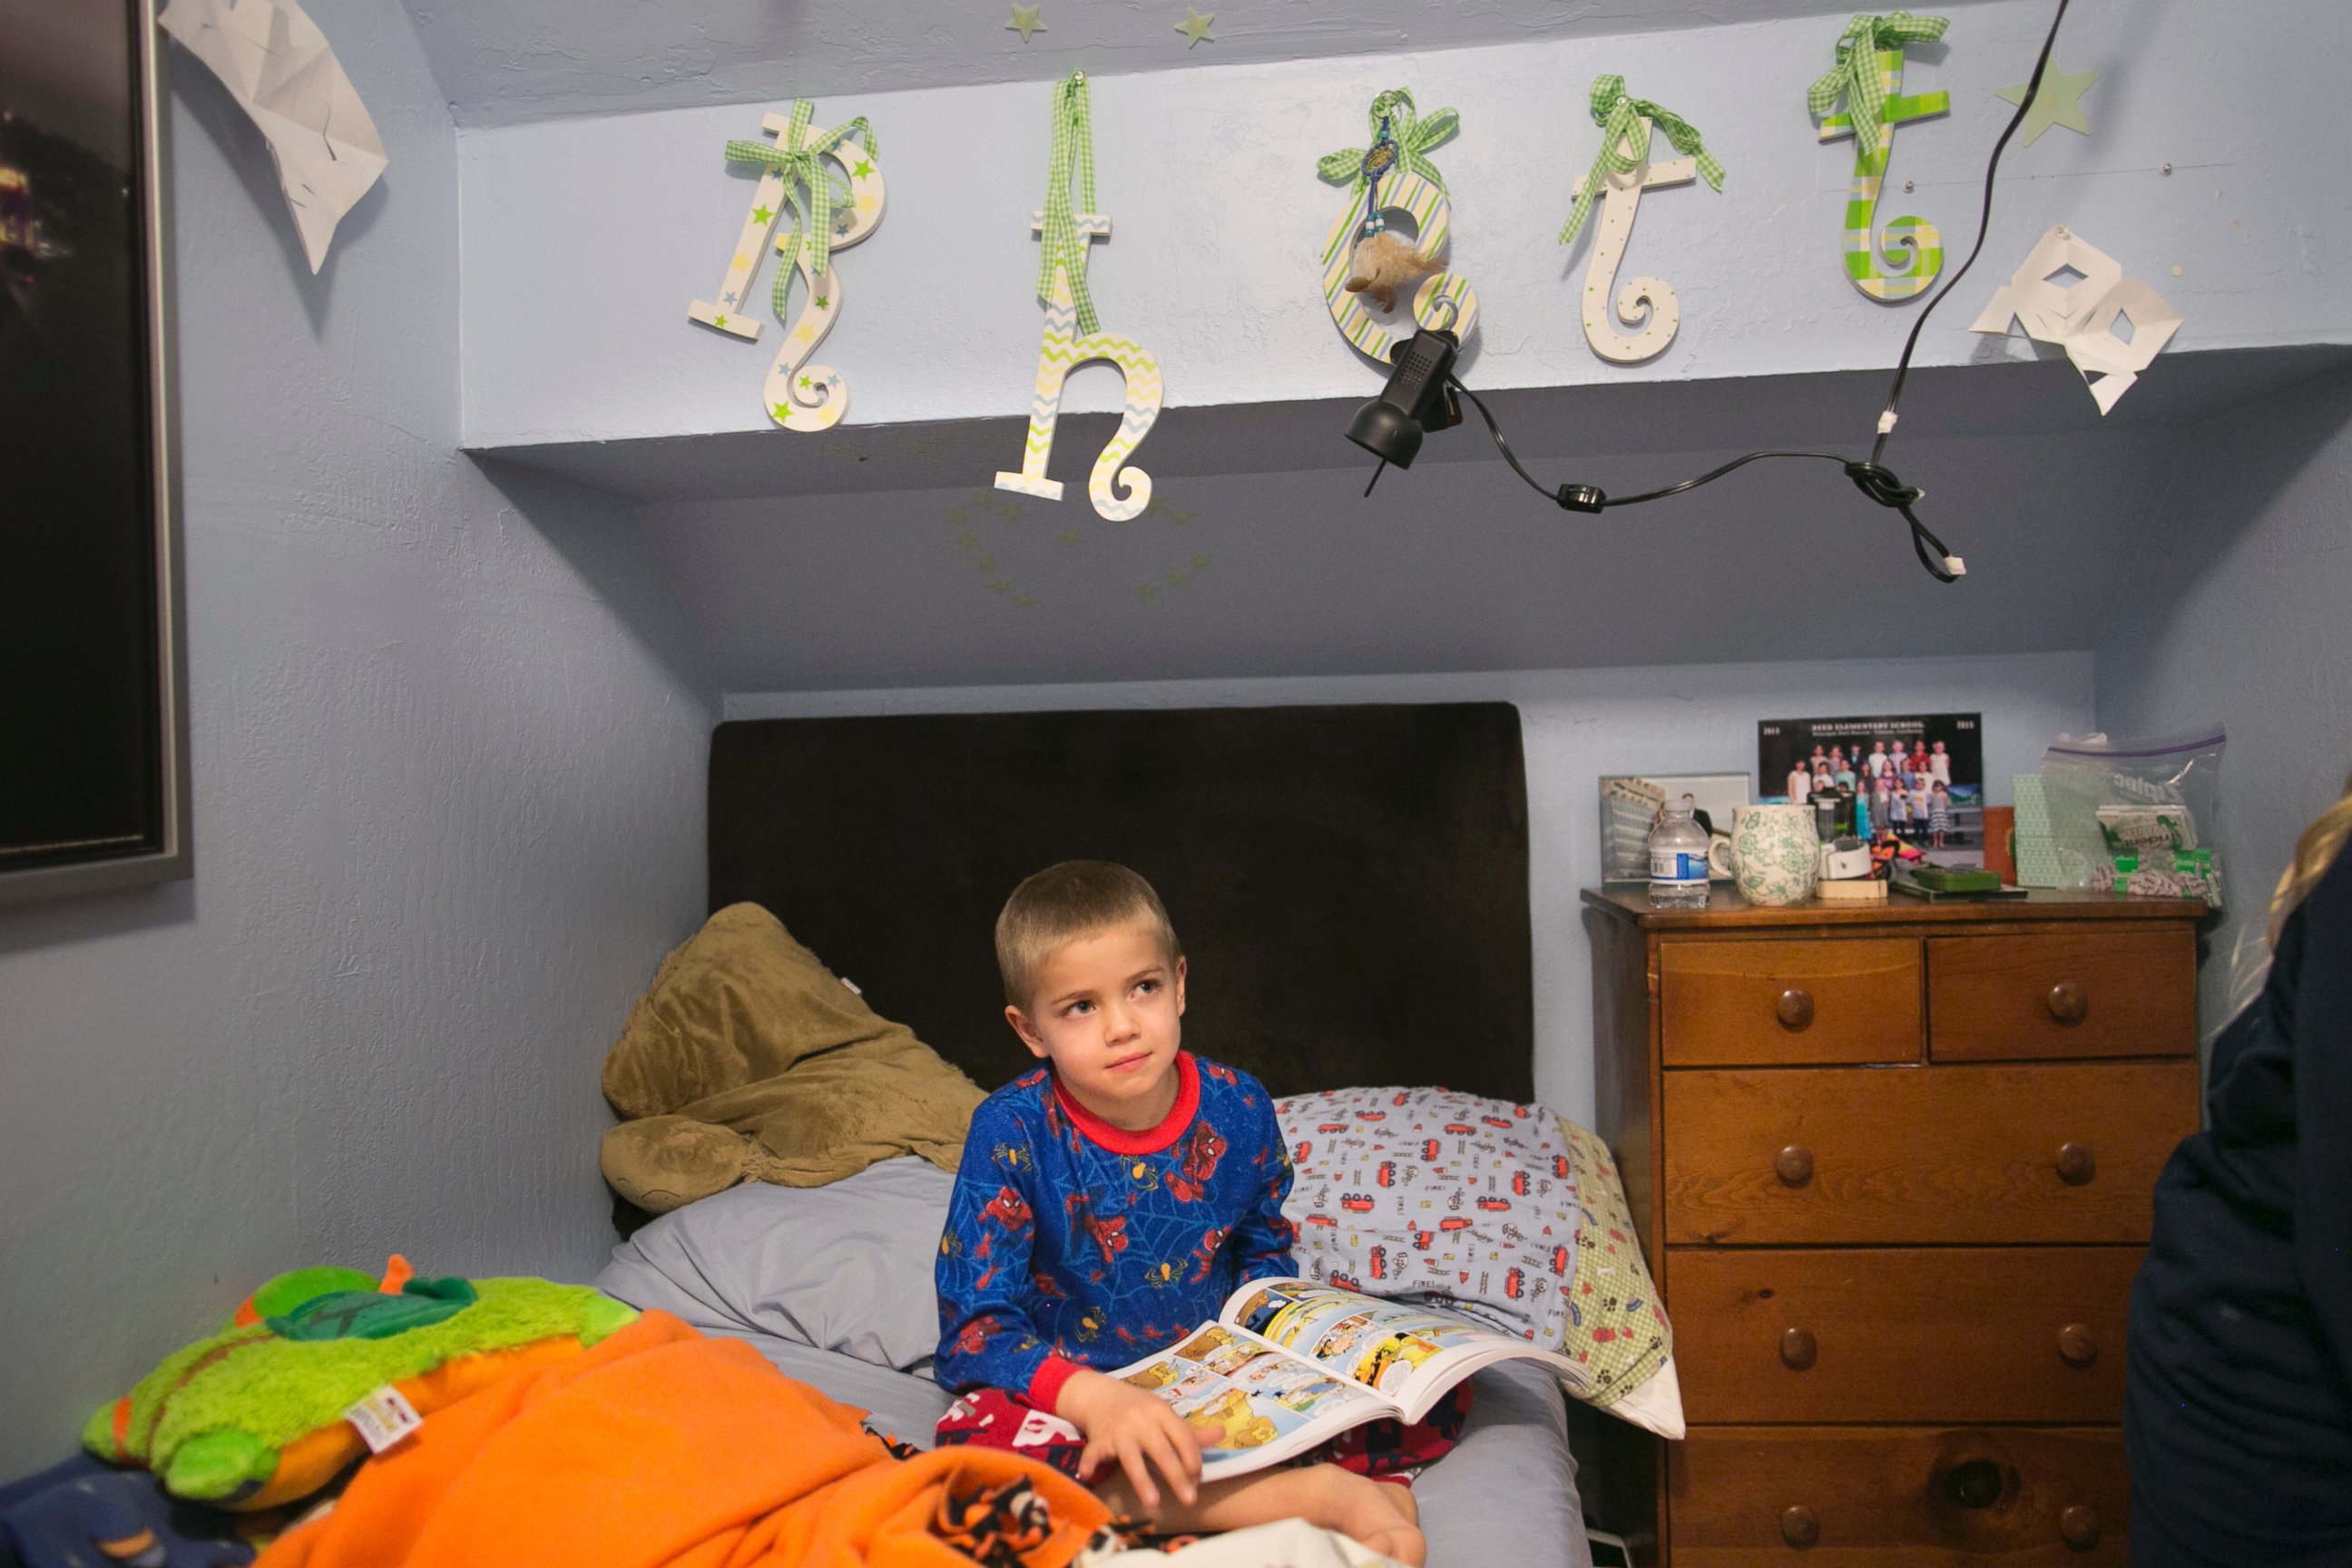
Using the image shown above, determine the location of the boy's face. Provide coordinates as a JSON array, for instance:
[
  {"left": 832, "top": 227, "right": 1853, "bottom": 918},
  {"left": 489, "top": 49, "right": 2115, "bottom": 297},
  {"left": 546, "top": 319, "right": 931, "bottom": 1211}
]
[{"left": 1006, "top": 918, "right": 1187, "bottom": 1126}]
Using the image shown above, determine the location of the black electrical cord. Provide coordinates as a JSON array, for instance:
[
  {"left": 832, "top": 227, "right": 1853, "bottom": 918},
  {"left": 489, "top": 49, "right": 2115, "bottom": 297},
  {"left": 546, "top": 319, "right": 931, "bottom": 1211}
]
[
  {"left": 1874, "top": 0, "right": 2074, "bottom": 463},
  {"left": 1430, "top": 0, "right": 2073, "bottom": 583},
  {"left": 1452, "top": 378, "right": 1963, "bottom": 582}
]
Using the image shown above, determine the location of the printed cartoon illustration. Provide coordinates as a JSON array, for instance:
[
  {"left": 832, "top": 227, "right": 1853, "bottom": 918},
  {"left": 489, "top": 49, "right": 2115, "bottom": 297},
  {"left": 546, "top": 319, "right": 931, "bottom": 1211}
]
[
  {"left": 1179, "top": 1387, "right": 1281, "bottom": 1453},
  {"left": 1275, "top": 1375, "right": 1350, "bottom": 1416},
  {"left": 1166, "top": 1119, "right": 1228, "bottom": 1203},
  {"left": 1174, "top": 1325, "right": 1239, "bottom": 1363},
  {"left": 1122, "top": 1359, "right": 1181, "bottom": 1390},
  {"left": 1314, "top": 1312, "right": 1376, "bottom": 1359},
  {"left": 1355, "top": 1330, "right": 1446, "bottom": 1396},
  {"left": 1063, "top": 1192, "right": 1129, "bottom": 1268},
  {"left": 983, "top": 1187, "right": 1033, "bottom": 1231}
]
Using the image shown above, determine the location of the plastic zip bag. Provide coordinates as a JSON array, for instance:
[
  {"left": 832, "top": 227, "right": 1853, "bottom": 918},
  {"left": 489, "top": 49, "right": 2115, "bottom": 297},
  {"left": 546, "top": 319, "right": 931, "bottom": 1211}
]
[{"left": 2041, "top": 730, "right": 2226, "bottom": 907}]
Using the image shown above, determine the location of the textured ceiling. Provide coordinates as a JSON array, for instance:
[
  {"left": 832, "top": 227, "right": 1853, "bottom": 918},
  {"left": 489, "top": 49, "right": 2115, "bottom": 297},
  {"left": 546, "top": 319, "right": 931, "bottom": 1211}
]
[{"left": 406, "top": 0, "right": 1882, "bottom": 127}]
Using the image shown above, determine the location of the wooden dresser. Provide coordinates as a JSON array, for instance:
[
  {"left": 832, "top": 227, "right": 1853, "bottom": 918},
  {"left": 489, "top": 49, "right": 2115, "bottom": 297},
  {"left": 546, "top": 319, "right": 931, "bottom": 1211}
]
[{"left": 1582, "top": 887, "right": 2204, "bottom": 1566}]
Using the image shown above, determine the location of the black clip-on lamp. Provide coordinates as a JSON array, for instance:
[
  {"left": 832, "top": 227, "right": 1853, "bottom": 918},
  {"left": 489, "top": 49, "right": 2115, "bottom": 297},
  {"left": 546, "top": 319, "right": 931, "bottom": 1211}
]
[{"left": 1346, "top": 326, "right": 1463, "bottom": 488}]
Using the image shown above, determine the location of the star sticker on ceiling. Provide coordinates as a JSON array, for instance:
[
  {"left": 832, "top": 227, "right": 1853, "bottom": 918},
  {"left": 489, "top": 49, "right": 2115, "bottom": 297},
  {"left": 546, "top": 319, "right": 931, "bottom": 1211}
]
[
  {"left": 1174, "top": 8, "right": 1215, "bottom": 46},
  {"left": 1006, "top": 5, "right": 1044, "bottom": 43},
  {"left": 1994, "top": 63, "right": 2098, "bottom": 145}
]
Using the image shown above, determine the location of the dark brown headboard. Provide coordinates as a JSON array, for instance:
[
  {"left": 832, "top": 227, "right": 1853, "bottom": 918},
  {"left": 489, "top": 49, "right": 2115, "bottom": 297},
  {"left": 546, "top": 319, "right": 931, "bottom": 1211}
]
[{"left": 707, "top": 703, "right": 1533, "bottom": 1102}]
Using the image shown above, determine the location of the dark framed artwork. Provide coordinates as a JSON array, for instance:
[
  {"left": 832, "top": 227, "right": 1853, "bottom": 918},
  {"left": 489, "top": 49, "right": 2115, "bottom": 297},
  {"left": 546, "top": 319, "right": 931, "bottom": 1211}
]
[{"left": 0, "top": 0, "right": 189, "bottom": 903}]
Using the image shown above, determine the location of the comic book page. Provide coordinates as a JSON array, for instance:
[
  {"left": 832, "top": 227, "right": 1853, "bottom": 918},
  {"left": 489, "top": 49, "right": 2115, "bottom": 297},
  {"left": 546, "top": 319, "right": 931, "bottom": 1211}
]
[
  {"left": 1107, "top": 1321, "right": 1394, "bottom": 1481},
  {"left": 1221, "top": 1278, "right": 1576, "bottom": 1425}
]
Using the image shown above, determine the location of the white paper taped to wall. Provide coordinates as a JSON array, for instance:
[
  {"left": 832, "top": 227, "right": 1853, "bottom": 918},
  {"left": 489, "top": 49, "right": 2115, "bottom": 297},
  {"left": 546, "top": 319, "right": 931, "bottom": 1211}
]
[
  {"left": 160, "top": 0, "right": 387, "bottom": 273},
  {"left": 1970, "top": 225, "right": 2181, "bottom": 414}
]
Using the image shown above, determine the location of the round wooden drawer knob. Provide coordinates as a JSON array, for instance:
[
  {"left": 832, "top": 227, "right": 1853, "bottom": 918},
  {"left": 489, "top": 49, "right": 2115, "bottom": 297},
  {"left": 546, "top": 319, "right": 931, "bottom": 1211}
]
[
  {"left": 2056, "top": 1142, "right": 2097, "bottom": 1186},
  {"left": 1777, "top": 987, "right": 1816, "bottom": 1030},
  {"left": 1780, "top": 1327, "right": 1818, "bottom": 1370},
  {"left": 1779, "top": 1504, "right": 1820, "bottom": 1548},
  {"left": 2059, "top": 1323, "right": 2100, "bottom": 1367},
  {"left": 2046, "top": 980, "right": 2089, "bottom": 1024},
  {"left": 1776, "top": 1144, "right": 1816, "bottom": 1187},
  {"left": 2060, "top": 1504, "right": 2102, "bottom": 1550}
]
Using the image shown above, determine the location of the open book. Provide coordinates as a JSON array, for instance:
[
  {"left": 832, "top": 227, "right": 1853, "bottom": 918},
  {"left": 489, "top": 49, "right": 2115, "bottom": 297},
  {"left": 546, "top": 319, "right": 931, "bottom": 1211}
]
[{"left": 1109, "top": 1278, "right": 1573, "bottom": 1480}]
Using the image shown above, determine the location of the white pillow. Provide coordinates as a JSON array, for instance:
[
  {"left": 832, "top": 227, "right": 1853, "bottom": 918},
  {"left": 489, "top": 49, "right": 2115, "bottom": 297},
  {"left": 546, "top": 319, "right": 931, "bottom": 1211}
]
[{"left": 595, "top": 1155, "right": 954, "bottom": 1375}]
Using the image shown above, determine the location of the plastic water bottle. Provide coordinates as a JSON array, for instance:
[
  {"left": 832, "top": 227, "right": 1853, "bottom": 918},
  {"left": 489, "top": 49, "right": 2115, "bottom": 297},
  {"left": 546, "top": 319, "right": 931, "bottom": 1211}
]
[{"left": 1648, "top": 795, "right": 1711, "bottom": 908}]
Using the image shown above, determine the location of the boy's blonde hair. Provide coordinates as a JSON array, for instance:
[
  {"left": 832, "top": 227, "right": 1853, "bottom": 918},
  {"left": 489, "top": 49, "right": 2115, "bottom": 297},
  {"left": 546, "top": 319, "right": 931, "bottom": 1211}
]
[{"left": 996, "top": 860, "right": 1182, "bottom": 1007}]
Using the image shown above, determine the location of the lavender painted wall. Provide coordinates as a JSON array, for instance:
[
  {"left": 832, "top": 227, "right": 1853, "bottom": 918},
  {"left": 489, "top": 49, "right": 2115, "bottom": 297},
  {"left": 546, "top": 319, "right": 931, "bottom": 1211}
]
[
  {"left": 0, "top": 0, "right": 711, "bottom": 1476},
  {"left": 2095, "top": 367, "right": 2352, "bottom": 1040},
  {"left": 728, "top": 650, "right": 2095, "bottom": 1125},
  {"left": 457, "top": 0, "right": 2352, "bottom": 450}
]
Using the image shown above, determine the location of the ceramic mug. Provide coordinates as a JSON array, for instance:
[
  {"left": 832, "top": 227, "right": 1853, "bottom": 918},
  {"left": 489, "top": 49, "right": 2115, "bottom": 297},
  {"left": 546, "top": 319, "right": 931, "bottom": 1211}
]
[{"left": 1708, "top": 804, "right": 1821, "bottom": 906}]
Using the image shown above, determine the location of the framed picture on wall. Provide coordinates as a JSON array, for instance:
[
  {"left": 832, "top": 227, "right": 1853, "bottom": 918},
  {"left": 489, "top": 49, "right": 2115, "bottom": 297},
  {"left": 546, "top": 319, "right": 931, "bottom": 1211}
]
[{"left": 0, "top": 0, "right": 190, "bottom": 903}]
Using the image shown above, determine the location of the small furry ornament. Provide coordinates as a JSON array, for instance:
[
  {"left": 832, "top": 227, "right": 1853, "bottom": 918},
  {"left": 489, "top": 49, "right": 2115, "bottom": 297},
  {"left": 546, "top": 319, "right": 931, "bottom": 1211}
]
[{"left": 1344, "top": 230, "right": 1440, "bottom": 311}]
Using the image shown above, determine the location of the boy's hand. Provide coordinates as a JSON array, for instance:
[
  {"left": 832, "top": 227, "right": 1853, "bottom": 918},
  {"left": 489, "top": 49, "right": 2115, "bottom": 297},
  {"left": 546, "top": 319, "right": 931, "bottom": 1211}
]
[{"left": 1054, "top": 1367, "right": 1204, "bottom": 1508}]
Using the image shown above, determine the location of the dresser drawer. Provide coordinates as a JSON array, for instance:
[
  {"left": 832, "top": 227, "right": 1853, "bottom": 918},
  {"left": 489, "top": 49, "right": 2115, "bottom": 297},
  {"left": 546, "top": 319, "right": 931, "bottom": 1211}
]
[
  {"left": 1928, "top": 928, "right": 2197, "bottom": 1061},
  {"left": 1661, "top": 1063, "right": 2196, "bottom": 1244},
  {"left": 1669, "top": 1426, "right": 2126, "bottom": 1565},
  {"left": 1669, "top": 1247, "right": 2135, "bottom": 1424},
  {"left": 1661, "top": 937, "right": 1922, "bottom": 1065}
]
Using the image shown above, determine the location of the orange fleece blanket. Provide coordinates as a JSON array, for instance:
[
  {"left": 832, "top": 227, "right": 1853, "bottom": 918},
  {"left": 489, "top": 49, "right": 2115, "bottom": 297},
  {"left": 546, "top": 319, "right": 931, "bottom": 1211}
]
[{"left": 258, "top": 1311, "right": 1109, "bottom": 1568}]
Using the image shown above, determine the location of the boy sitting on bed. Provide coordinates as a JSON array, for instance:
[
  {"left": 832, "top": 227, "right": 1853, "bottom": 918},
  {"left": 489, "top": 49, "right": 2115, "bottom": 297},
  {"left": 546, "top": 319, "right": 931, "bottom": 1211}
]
[{"left": 933, "top": 861, "right": 1452, "bottom": 1565}]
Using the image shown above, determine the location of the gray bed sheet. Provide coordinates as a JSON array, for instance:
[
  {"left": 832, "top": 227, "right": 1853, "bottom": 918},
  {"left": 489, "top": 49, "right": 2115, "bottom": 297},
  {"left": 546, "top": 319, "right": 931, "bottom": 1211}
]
[
  {"left": 610, "top": 1309, "right": 1592, "bottom": 1568},
  {"left": 595, "top": 1163, "right": 1591, "bottom": 1568}
]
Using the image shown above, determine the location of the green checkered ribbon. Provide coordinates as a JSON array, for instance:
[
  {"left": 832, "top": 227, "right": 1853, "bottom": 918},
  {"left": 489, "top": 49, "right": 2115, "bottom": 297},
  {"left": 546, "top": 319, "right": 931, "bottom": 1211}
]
[
  {"left": 1807, "top": 12, "right": 1948, "bottom": 158},
  {"left": 1559, "top": 75, "right": 1725, "bottom": 245},
  {"left": 1316, "top": 88, "right": 1460, "bottom": 199},
  {"left": 724, "top": 99, "right": 877, "bottom": 288},
  {"left": 1038, "top": 72, "right": 1102, "bottom": 336}
]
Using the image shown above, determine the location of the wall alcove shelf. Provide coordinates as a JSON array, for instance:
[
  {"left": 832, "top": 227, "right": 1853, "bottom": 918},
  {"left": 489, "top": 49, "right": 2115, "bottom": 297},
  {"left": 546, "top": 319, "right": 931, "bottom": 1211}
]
[{"left": 465, "top": 345, "right": 2350, "bottom": 694}]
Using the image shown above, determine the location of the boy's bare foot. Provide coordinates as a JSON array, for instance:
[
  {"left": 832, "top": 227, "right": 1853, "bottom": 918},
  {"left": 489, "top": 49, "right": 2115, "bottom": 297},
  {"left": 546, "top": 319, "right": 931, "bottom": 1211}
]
[{"left": 1326, "top": 1469, "right": 1426, "bottom": 1567}]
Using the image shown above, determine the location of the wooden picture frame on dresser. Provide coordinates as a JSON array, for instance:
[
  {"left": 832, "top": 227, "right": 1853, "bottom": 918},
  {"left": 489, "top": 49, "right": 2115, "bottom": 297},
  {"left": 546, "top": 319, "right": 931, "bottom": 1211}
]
[{"left": 1583, "top": 887, "right": 2205, "bottom": 1566}]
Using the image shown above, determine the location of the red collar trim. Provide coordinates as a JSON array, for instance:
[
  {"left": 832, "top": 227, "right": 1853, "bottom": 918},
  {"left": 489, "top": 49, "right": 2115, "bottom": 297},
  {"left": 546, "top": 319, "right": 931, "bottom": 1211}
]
[{"left": 1052, "top": 1052, "right": 1200, "bottom": 1155}]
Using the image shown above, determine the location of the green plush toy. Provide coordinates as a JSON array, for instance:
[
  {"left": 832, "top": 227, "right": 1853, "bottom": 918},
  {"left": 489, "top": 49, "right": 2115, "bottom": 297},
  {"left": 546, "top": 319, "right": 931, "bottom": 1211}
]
[{"left": 85, "top": 1257, "right": 637, "bottom": 1510}]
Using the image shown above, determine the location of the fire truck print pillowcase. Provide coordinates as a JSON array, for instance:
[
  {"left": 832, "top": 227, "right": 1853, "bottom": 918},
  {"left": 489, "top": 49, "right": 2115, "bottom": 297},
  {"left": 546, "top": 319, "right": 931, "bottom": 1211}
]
[{"left": 1274, "top": 1087, "right": 1676, "bottom": 1428}]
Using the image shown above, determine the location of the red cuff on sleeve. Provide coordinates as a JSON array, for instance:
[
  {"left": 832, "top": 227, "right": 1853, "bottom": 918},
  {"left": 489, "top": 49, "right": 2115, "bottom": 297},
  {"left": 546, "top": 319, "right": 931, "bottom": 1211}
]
[{"left": 1027, "top": 1353, "right": 1084, "bottom": 1414}]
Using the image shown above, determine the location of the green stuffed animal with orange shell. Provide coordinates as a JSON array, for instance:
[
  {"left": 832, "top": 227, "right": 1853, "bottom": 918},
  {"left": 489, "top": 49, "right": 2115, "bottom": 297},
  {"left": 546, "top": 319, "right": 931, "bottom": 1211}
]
[{"left": 85, "top": 1256, "right": 636, "bottom": 1510}]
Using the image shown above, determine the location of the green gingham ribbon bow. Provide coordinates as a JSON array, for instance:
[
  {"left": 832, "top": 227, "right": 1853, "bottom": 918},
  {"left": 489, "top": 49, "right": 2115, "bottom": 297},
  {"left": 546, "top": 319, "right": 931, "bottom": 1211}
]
[
  {"left": 724, "top": 100, "right": 877, "bottom": 283},
  {"left": 1559, "top": 75, "right": 1725, "bottom": 245},
  {"left": 1038, "top": 72, "right": 1102, "bottom": 336},
  {"left": 1316, "top": 88, "right": 1460, "bottom": 198},
  {"left": 1807, "top": 12, "right": 1949, "bottom": 158}
]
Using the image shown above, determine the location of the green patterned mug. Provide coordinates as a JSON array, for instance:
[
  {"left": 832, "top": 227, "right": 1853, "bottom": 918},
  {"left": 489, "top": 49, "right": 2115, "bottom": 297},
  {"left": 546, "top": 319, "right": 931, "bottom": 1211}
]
[{"left": 1708, "top": 804, "right": 1820, "bottom": 906}]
